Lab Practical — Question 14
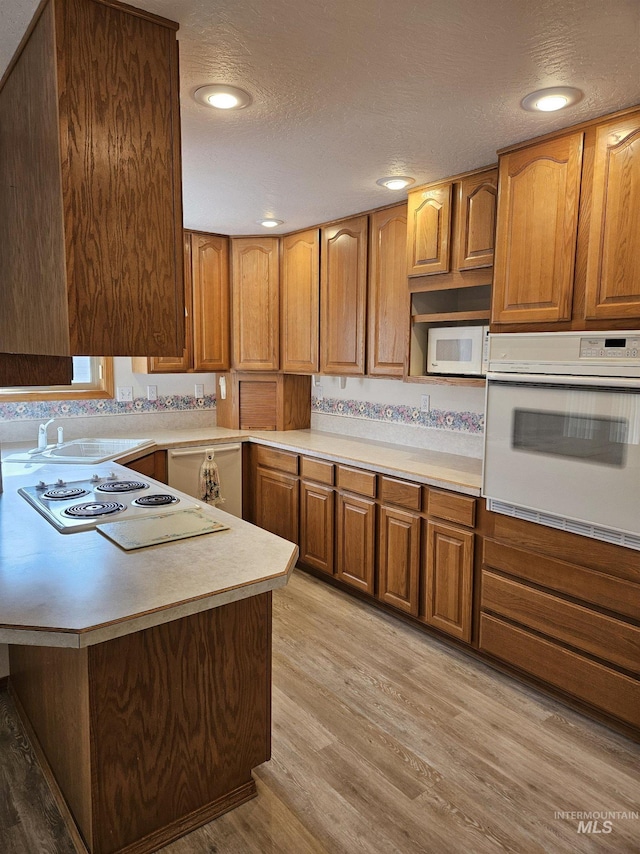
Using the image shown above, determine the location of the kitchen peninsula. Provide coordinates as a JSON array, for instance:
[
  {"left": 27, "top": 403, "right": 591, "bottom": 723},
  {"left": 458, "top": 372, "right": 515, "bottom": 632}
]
[{"left": 0, "top": 458, "right": 297, "bottom": 854}]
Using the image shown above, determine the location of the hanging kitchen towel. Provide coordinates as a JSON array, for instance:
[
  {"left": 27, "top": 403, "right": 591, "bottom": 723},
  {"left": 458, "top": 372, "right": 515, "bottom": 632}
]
[{"left": 199, "top": 447, "right": 225, "bottom": 506}]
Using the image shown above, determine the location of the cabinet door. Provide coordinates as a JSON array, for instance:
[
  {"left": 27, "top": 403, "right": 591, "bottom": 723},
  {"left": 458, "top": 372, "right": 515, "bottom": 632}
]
[
  {"left": 320, "top": 216, "right": 368, "bottom": 375},
  {"left": 367, "top": 205, "right": 408, "bottom": 377},
  {"left": 232, "top": 238, "right": 279, "bottom": 370},
  {"left": 192, "top": 233, "right": 230, "bottom": 371},
  {"left": 454, "top": 169, "right": 498, "bottom": 271},
  {"left": 147, "top": 231, "right": 193, "bottom": 372},
  {"left": 281, "top": 229, "right": 320, "bottom": 373},
  {"left": 300, "top": 481, "right": 334, "bottom": 575},
  {"left": 378, "top": 506, "right": 419, "bottom": 615},
  {"left": 406, "top": 183, "right": 452, "bottom": 276},
  {"left": 423, "top": 520, "right": 473, "bottom": 642},
  {"left": 492, "top": 133, "right": 583, "bottom": 324},
  {"left": 585, "top": 114, "right": 640, "bottom": 321},
  {"left": 255, "top": 466, "right": 298, "bottom": 543},
  {"left": 336, "top": 492, "right": 375, "bottom": 593}
]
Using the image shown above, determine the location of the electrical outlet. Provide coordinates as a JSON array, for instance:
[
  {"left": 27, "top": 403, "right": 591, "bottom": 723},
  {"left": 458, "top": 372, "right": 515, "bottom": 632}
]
[
  {"left": 421, "top": 394, "right": 430, "bottom": 413},
  {"left": 315, "top": 385, "right": 323, "bottom": 401},
  {"left": 147, "top": 384, "right": 158, "bottom": 402},
  {"left": 117, "top": 386, "right": 133, "bottom": 402},
  {"left": 194, "top": 383, "right": 204, "bottom": 398}
]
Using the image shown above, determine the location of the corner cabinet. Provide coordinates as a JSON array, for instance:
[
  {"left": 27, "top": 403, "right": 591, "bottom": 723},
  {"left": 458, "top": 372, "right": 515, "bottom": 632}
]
[
  {"left": 491, "top": 104, "right": 640, "bottom": 331},
  {"left": 132, "top": 232, "right": 230, "bottom": 374},
  {"left": 0, "top": 0, "right": 184, "bottom": 359},
  {"left": 232, "top": 237, "right": 280, "bottom": 371},
  {"left": 320, "top": 216, "right": 368, "bottom": 376}
]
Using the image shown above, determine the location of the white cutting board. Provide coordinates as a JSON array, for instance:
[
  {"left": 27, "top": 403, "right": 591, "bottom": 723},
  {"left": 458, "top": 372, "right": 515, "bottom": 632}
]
[{"left": 97, "top": 508, "right": 229, "bottom": 551}]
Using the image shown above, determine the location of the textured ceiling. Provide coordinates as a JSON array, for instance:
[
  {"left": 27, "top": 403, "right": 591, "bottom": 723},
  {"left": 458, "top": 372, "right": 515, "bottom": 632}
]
[{"left": 2, "top": 0, "right": 640, "bottom": 234}]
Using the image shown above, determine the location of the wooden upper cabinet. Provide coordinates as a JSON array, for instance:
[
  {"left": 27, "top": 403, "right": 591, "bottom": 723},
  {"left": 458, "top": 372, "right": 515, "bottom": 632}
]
[
  {"left": 454, "top": 170, "right": 498, "bottom": 270},
  {"left": 407, "top": 183, "right": 452, "bottom": 276},
  {"left": 192, "top": 233, "right": 230, "bottom": 371},
  {"left": 492, "top": 132, "right": 584, "bottom": 325},
  {"left": 367, "top": 205, "right": 408, "bottom": 378},
  {"left": 281, "top": 229, "right": 320, "bottom": 373},
  {"left": 320, "top": 216, "right": 368, "bottom": 375},
  {"left": 585, "top": 113, "right": 640, "bottom": 321},
  {"left": 231, "top": 237, "right": 280, "bottom": 371},
  {"left": 0, "top": 0, "right": 184, "bottom": 358}
]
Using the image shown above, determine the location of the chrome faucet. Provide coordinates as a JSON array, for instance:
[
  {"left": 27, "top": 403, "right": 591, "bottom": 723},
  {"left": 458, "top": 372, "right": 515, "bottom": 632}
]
[{"left": 37, "top": 419, "right": 55, "bottom": 451}]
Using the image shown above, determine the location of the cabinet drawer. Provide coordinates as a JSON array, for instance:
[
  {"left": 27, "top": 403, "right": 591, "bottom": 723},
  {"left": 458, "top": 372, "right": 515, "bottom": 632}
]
[
  {"left": 482, "top": 571, "right": 640, "bottom": 675},
  {"left": 484, "top": 539, "right": 640, "bottom": 621},
  {"left": 380, "top": 477, "right": 421, "bottom": 511},
  {"left": 301, "top": 456, "right": 335, "bottom": 485},
  {"left": 427, "top": 489, "right": 475, "bottom": 527},
  {"left": 337, "top": 466, "right": 376, "bottom": 497},
  {"left": 479, "top": 614, "right": 640, "bottom": 729},
  {"left": 254, "top": 445, "right": 298, "bottom": 474}
]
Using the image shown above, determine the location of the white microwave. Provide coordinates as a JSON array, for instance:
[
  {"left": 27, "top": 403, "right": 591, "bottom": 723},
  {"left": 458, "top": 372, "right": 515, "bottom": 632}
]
[{"left": 426, "top": 325, "right": 489, "bottom": 376}]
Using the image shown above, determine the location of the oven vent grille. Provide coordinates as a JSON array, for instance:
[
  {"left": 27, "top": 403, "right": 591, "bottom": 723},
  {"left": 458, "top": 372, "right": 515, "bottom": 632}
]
[{"left": 487, "top": 500, "right": 640, "bottom": 553}]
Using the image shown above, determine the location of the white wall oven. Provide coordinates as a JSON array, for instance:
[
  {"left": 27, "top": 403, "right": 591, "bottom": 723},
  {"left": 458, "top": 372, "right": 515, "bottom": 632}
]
[{"left": 483, "top": 331, "right": 640, "bottom": 549}]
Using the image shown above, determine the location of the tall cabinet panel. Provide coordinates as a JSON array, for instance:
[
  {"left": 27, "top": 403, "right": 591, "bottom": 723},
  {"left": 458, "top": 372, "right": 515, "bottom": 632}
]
[
  {"left": 320, "top": 216, "right": 368, "bottom": 376},
  {"left": 406, "top": 183, "right": 452, "bottom": 276},
  {"left": 454, "top": 171, "right": 498, "bottom": 270},
  {"left": 491, "top": 133, "right": 583, "bottom": 324},
  {"left": 281, "top": 229, "right": 320, "bottom": 373},
  {"left": 367, "top": 205, "right": 408, "bottom": 378},
  {"left": 585, "top": 115, "right": 640, "bottom": 321},
  {"left": 192, "top": 233, "right": 230, "bottom": 371},
  {"left": 232, "top": 238, "right": 280, "bottom": 371}
]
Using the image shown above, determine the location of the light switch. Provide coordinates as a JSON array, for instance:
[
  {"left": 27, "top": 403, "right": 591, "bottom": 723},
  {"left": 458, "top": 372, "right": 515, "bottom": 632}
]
[{"left": 117, "top": 386, "right": 133, "bottom": 402}]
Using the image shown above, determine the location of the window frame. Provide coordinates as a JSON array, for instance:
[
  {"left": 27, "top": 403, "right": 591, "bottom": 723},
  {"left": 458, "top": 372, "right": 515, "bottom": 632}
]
[{"left": 0, "top": 358, "right": 114, "bottom": 402}]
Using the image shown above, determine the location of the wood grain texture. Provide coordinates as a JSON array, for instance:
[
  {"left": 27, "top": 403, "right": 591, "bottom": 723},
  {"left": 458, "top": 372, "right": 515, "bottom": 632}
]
[
  {"left": 406, "top": 183, "right": 452, "bottom": 276},
  {"left": 255, "top": 466, "right": 299, "bottom": 544},
  {"left": 423, "top": 520, "right": 474, "bottom": 642},
  {"left": 280, "top": 229, "right": 320, "bottom": 373},
  {"left": 299, "top": 481, "right": 335, "bottom": 575},
  {"left": 59, "top": 0, "right": 184, "bottom": 356},
  {"left": 123, "top": 450, "right": 168, "bottom": 484},
  {"left": 491, "top": 132, "right": 583, "bottom": 324},
  {"left": 336, "top": 492, "right": 376, "bottom": 594},
  {"left": 377, "top": 506, "right": 420, "bottom": 615},
  {"left": 336, "top": 466, "right": 376, "bottom": 498},
  {"left": 427, "top": 488, "right": 475, "bottom": 528},
  {"left": 254, "top": 444, "right": 299, "bottom": 474},
  {"left": 192, "top": 232, "right": 230, "bottom": 371},
  {"left": 585, "top": 112, "right": 640, "bottom": 320},
  {"left": 240, "top": 381, "right": 278, "bottom": 430},
  {"left": 380, "top": 477, "right": 421, "bottom": 511},
  {"left": 0, "top": 0, "right": 69, "bottom": 356},
  {"left": 300, "top": 456, "right": 334, "bottom": 485},
  {"left": 231, "top": 238, "right": 279, "bottom": 370},
  {"left": 320, "top": 216, "right": 368, "bottom": 375},
  {"left": 0, "top": 354, "right": 73, "bottom": 387},
  {"left": 3, "top": 572, "right": 640, "bottom": 853},
  {"left": 454, "top": 169, "right": 497, "bottom": 271},
  {"left": 367, "top": 205, "right": 408, "bottom": 377},
  {"left": 215, "top": 373, "right": 310, "bottom": 431}
]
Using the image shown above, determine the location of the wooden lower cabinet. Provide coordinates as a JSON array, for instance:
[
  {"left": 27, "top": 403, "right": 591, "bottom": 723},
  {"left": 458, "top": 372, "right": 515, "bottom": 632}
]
[
  {"left": 336, "top": 492, "right": 376, "bottom": 594},
  {"left": 254, "top": 466, "right": 299, "bottom": 544},
  {"left": 377, "top": 506, "right": 420, "bottom": 615},
  {"left": 299, "top": 481, "right": 335, "bottom": 575},
  {"left": 124, "top": 450, "right": 168, "bottom": 484},
  {"left": 422, "top": 520, "right": 474, "bottom": 643}
]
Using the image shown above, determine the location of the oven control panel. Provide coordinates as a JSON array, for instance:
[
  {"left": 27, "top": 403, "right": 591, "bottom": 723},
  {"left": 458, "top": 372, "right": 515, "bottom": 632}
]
[{"left": 580, "top": 336, "right": 640, "bottom": 359}]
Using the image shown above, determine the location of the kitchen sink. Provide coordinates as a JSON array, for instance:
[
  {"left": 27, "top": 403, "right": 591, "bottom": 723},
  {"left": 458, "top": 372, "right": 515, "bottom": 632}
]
[{"left": 4, "top": 438, "right": 154, "bottom": 465}]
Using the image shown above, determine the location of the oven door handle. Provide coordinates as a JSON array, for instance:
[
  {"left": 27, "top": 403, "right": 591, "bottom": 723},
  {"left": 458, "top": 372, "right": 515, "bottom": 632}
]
[{"left": 487, "top": 371, "right": 640, "bottom": 389}]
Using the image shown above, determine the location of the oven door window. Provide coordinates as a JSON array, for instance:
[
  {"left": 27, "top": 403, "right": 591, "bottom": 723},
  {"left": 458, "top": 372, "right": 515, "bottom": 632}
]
[{"left": 512, "top": 409, "right": 628, "bottom": 467}]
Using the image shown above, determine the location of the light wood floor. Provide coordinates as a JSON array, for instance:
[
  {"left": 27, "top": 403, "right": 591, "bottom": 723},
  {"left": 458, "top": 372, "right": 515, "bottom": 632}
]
[{"left": 1, "top": 569, "right": 639, "bottom": 853}]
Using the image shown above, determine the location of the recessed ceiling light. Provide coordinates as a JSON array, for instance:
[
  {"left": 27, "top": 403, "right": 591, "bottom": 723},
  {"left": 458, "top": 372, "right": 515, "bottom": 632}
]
[
  {"left": 194, "top": 84, "right": 252, "bottom": 110},
  {"left": 376, "top": 176, "right": 415, "bottom": 190},
  {"left": 521, "top": 86, "right": 583, "bottom": 113},
  {"left": 259, "top": 219, "right": 283, "bottom": 228}
]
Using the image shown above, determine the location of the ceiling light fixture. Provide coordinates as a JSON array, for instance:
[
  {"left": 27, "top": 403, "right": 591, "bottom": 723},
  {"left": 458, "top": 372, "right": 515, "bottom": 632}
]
[
  {"left": 259, "top": 219, "right": 283, "bottom": 228},
  {"left": 520, "top": 86, "right": 583, "bottom": 113},
  {"left": 194, "top": 84, "right": 252, "bottom": 110},
  {"left": 376, "top": 176, "right": 415, "bottom": 191}
]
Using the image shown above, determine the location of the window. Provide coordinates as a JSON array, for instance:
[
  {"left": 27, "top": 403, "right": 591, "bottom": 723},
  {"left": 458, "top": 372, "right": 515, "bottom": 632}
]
[{"left": 0, "top": 357, "right": 114, "bottom": 401}]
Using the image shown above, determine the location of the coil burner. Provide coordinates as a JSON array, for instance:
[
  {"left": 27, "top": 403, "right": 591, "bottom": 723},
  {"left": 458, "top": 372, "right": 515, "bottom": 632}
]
[
  {"left": 95, "top": 480, "right": 148, "bottom": 494},
  {"left": 42, "top": 487, "right": 90, "bottom": 501},
  {"left": 63, "top": 501, "right": 126, "bottom": 518},
  {"left": 132, "top": 494, "right": 180, "bottom": 508}
]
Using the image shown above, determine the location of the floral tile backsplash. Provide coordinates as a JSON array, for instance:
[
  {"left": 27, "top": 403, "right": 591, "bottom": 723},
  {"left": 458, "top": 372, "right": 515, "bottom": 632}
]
[{"left": 0, "top": 393, "right": 483, "bottom": 436}]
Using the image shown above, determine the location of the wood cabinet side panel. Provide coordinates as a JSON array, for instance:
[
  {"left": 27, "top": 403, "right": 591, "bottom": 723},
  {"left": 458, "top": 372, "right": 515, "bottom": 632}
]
[
  {"left": 281, "top": 229, "right": 320, "bottom": 373},
  {"left": 61, "top": 0, "right": 184, "bottom": 355},
  {"left": 367, "top": 205, "right": 408, "bottom": 377},
  {"left": 0, "top": 1, "right": 69, "bottom": 356},
  {"left": 88, "top": 596, "right": 271, "bottom": 853}
]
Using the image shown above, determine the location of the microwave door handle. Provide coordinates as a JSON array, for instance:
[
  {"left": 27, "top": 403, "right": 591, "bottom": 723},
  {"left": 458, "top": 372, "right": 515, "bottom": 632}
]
[{"left": 487, "top": 372, "right": 640, "bottom": 390}]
